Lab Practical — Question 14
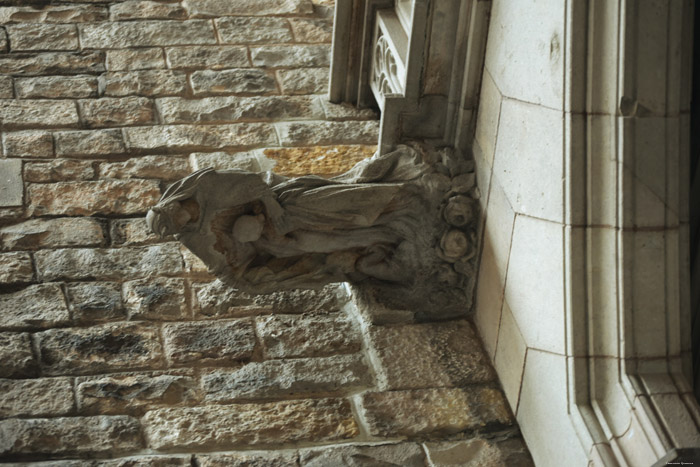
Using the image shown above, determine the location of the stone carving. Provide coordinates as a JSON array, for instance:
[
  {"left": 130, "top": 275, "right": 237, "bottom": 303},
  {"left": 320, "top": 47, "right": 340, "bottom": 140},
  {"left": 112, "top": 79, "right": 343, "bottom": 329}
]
[
  {"left": 370, "top": 32, "right": 402, "bottom": 100},
  {"left": 147, "top": 145, "right": 479, "bottom": 319}
]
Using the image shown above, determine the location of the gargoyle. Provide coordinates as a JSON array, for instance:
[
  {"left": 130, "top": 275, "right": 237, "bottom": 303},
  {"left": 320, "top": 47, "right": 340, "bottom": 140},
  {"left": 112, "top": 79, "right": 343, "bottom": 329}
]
[{"left": 147, "top": 145, "right": 478, "bottom": 319}]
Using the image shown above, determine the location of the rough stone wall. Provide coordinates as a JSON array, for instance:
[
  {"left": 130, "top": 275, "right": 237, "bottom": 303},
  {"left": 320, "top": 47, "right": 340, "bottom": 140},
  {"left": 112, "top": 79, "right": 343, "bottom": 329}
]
[{"left": 0, "top": 0, "right": 531, "bottom": 464}]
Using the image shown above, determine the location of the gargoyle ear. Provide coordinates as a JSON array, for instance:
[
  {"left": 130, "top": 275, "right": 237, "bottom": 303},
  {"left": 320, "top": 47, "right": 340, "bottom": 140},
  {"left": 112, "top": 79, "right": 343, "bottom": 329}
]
[
  {"left": 232, "top": 214, "right": 265, "bottom": 243},
  {"left": 160, "top": 167, "right": 215, "bottom": 203}
]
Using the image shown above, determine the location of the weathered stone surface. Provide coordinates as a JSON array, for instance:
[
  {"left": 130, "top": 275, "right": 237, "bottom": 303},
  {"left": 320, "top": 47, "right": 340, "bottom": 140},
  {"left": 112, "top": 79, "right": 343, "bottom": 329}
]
[
  {"left": 180, "top": 245, "right": 208, "bottom": 274},
  {"left": 66, "top": 282, "right": 125, "bottom": 323},
  {"left": 124, "top": 277, "right": 187, "bottom": 320},
  {"left": 165, "top": 45, "right": 249, "bottom": 69},
  {"left": 110, "top": 218, "right": 160, "bottom": 246},
  {"left": 24, "top": 160, "right": 95, "bottom": 182},
  {"left": 189, "top": 150, "right": 271, "bottom": 172},
  {"left": 55, "top": 129, "right": 126, "bottom": 157},
  {"left": 0, "top": 218, "right": 105, "bottom": 250},
  {"left": 423, "top": 437, "right": 534, "bottom": 466},
  {"left": 369, "top": 320, "right": 495, "bottom": 390},
  {"left": 277, "top": 120, "right": 379, "bottom": 146},
  {"left": 215, "top": 17, "right": 293, "bottom": 44},
  {"left": 158, "top": 95, "right": 322, "bottom": 124},
  {"left": 38, "top": 322, "right": 163, "bottom": 376},
  {"left": 106, "top": 48, "right": 165, "bottom": 71},
  {"left": 7, "top": 24, "right": 78, "bottom": 51},
  {"left": 0, "top": 27, "right": 6, "bottom": 52},
  {"left": 277, "top": 68, "right": 328, "bottom": 95},
  {"left": 96, "top": 455, "right": 191, "bottom": 466},
  {"left": 190, "top": 69, "right": 277, "bottom": 95},
  {"left": 197, "top": 451, "right": 298, "bottom": 467},
  {"left": 289, "top": 18, "right": 332, "bottom": 43},
  {"left": 322, "top": 101, "right": 378, "bottom": 121},
  {"left": 264, "top": 145, "right": 375, "bottom": 176},
  {"left": 101, "top": 70, "right": 187, "bottom": 97},
  {"left": 0, "top": 5, "right": 107, "bottom": 24},
  {"left": 80, "top": 20, "right": 216, "bottom": 49},
  {"left": 28, "top": 180, "right": 160, "bottom": 216},
  {"left": 256, "top": 313, "right": 361, "bottom": 358},
  {"left": 142, "top": 398, "right": 358, "bottom": 450},
  {"left": 0, "top": 159, "right": 23, "bottom": 207},
  {"left": 251, "top": 45, "right": 330, "bottom": 67},
  {"left": 193, "top": 280, "right": 258, "bottom": 318},
  {"left": 253, "top": 285, "right": 344, "bottom": 313},
  {"left": 0, "top": 284, "right": 69, "bottom": 330},
  {"left": 0, "top": 416, "right": 142, "bottom": 458},
  {"left": 0, "top": 75, "right": 13, "bottom": 98},
  {"left": 360, "top": 388, "right": 513, "bottom": 438},
  {"left": 77, "top": 370, "right": 198, "bottom": 415},
  {"left": 300, "top": 443, "right": 425, "bottom": 467},
  {"left": 0, "top": 377, "right": 74, "bottom": 417},
  {"left": 124, "top": 123, "right": 277, "bottom": 151},
  {"left": 99, "top": 155, "right": 191, "bottom": 180},
  {"left": 183, "top": 0, "right": 313, "bottom": 17},
  {"left": 203, "top": 355, "right": 371, "bottom": 402},
  {"left": 110, "top": 1, "right": 186, "bottom": 20},
  {"left": 79, "top": 97, "right": 155, "bottom": 128},
  {"left": 15, "top": 75, "right": 97, "bottom": 99},
  {"left": 162, "top": 319, "right": 255, "bottom": 365},
  {"left": 0, "top": 332, "right": 37, "bottom": 378},
  {"left": 0, "top": 51, "right": 104, "bottom": 75},
  {"left": 2, "top": 130, "right": 53, "bottom": 158},
  {"left": 34, "top": 244, "right": 183, "bottom": 281},
  {"left": 0, "top": 100, "right": 78, "bottom": 129},
  {"left": 0, "top": 251, "right": 33, "bottom": 284}
]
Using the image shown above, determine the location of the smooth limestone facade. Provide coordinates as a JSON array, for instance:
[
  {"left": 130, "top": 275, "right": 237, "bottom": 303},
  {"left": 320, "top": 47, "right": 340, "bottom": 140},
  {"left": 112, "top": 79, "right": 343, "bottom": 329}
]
[{"left": 0, "top": 0, "right": 531, "bottom": 465}]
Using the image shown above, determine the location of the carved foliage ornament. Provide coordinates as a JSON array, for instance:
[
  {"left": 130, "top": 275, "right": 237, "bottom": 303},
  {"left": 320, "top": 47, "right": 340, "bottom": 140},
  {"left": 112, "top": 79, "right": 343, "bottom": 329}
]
[{"left": 147, "top": 145, "right": 479, "bottom": 319}]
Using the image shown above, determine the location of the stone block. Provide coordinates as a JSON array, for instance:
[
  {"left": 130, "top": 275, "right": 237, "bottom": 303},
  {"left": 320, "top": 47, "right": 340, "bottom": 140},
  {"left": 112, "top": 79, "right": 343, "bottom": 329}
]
[
  {"left": 28, "top": 179, "right": 160, "bottom": 216},
  {"left": 24, "top": 160, "right": 95, "bottom": 183},
  {"left": 0, "top": 416, "right": 142, "bottom": 458},
  {"left": 359, "top": 387, "right": 512, "bottom": 437},
  {"left": 0, "top": 100, "right": 78, "bottom": 129},
  {"left": 0, "top": 51, "right": 104, "bottom": 75},
  {"left": 277, "top": 68, "right": 329, "bottom": 95},
  {"left": 256, "top": 313, "right": 361, "bottom": 358},
  {"left": 189, "top": 150, "right": 271, "bottom": 172},
  {"left": 0, "top": 159, "right": 22, "bottom": 208},
  {"left": 165, "top": 45, "right": 249, "bottom": 69},
  {"left": 7, "top": 23, "right": 78, "bottom": 51},
  {"left": 123, "top": 123, "right": 278, "bottom": 151},
  {"left": 251, "top": 45, "right": 330, "bottom": 67},
  {"left": 96, "top": 456, "right": 191, "bottom": 466},
  {"left": 494, "top": 302, "right": 528, "bottom": 409},
  {"left": 0, "top": 218, "right": 105, "bottom": 251},
  {"left": 203, "top": 355, "right": 371, "bottom": 402},
  {"left": 142, "top": 398, "right": 358, "bottom": 450},
  {"left": 106, "top": 48, "right": 165, "bottom": 71},
  {"left": 66, "top": 282, "right": 125, "bottom": 323},
  {"left": 423, "top": 437, "right": 534, "bottom": 466},
  {"left": 99, "top": 155, "right": 191, "bottom": 181},
  {"left": 289, "top": 18, "right": 333, "bottom": 43},
  {"left": 300, "top": 443, "right": 425, "bottom": 467},
  {"left": 0, "top": 332, "right": 37, "bottom": 378},
  {"left": 193, "top": 280, "right": 258, "bottom": 318},
  {"left": 368, "top": 320, "right": 495, "bottom": 390},
  {"left": 101, "top": 70, "right": 187, "bottom": 97},
  {"left": 162, "top": 319, "right": 255, "bottom": 365},
  {"left": 251, "top": 285, "right": 344, "bottom": 313},
  {"left": 77, "top": 370, "right": 199, "bottom": 415},
  {"left": 180, "top": 245, "right": 208, "bottom": 274},
  {"left": 79, "top": 97, "right": 156, "bottom": 128},
  {"left": 3, "top": 130, "right": 53, "bottom": 158},
  {"left": 123, "top": 277, "right": 187, "bottom": 321},
  {"left": 0, "top": 251, "right": 32, "bottom": 283},
  {"left": 190, "top": 69, "right": 277, "bottom": 95},
  {"left": 0, "top": 75, "right": 13, "bottom": 98},
  {"left": 197, "top": 451, "right": 298, "bottom": 467},
  {"left": 277, "top": 120, "right": 379, "bottom": 146},
  {"left": 263, "top": 145, "right": 375, "bottom": 177},
  {"left": 0, "top": 284, "right": 69, "bottom": 330},
  {"left": 215, "top": 17, "right": 293, "bottom": 44},
  {"left": 0, "top": 5, "right": 107, "bottom": 23},
  {"left": 110, "top": 218, "right": 160, "bottom": 246},
  {"left": 158, "top": 95, "right": 323, "bottom": 124},
  {"left": 0, "top": 377, "right": 74, "bottom": 417},
  {"left": 183, "top": 0, "right": 313, "bottom": 17},
  {"left": 34, "top": 244, "right": 183, "bottom": 281},
  {"left": 37, "top": 322, "right": 163, "bottom": 376},
  {"left": 321, "top": 101, "right": 378, "bottom": 121},
  {"left": 110, "top": 1, "right": 186, "bottom": 20},
  {"left": 15, "top": 75, "right": 97, "bottom": 98},
  {"left": 80, "top": 20, "right": 216, "bottom": 48},
  {"left": 55, "top": 129, "right": 126, "bottom": 157},
  {"left": 474, "top": 71, "right": 501, "bottom": 167}
]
